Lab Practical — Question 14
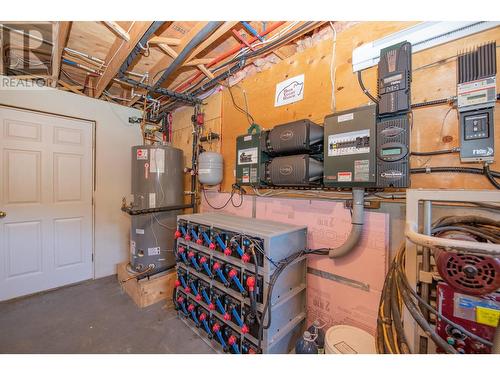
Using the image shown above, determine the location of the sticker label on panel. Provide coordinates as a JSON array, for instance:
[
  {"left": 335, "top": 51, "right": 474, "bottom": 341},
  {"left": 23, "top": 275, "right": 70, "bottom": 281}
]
[
  {"left": 136, "top": 148, "right": 148, "bottom": 160},
  {"left": 135, "top": 228, "right": 145, "bottom": 235},
  {"left": 148, "top": 247, "right": 161, "bottom": 256},
  {"left": 149, "top": 148, "right": 165, "bottom": 173},
  {"left": 354, "top": 159, "right": 370, "bottom": 181},
  {"left": 238, "top": 147, "right": 258, "bottom": 165},
  {"left": 454, "top": 292, "right": 500, "bottom": 323},
  {"left": 338, "top": 113, "right": 354, "bottom": 123},
  {"left": 337, "top": 172, "right": 352, "bottom": 182},
  {"left": 243, "top": 135, "right": 252, "bottom": 142},
  {"left": 130, "top": 240, "right": 136, "bottom": 254},
  {"left": 275, "top": 74, "right": 304, "bottom": 107},
  {"left": 476, "top": 306, "right": 500, "bottom": 327},
  {"left": 328, "top": 129, "right": 370, "bottom": 157},
  {"left": 149, "top": 193, "right": 156, "bottom": 208}
]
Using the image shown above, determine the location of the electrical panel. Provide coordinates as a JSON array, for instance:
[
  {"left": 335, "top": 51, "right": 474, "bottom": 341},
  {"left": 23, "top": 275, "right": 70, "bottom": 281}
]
[
  {"left": 264, "top": 119, "right": 323, "bottom": 156},
  {"left": 323, "top": 104, "right": 377, "bottom": 188},
  {"left": 457, "top": 42, "right": 496, "bottom": 162},
  {"left": 174, "top": 212, "right": 307, "bottom": 354},
  {"left": 377, "top": 41, "right": 412, "bottom": 116},
  {"left": 265, "top": 154, "right": 323, "bottom": 187},
  {"left": 376, "top": 115, "right": 410, "bottom": 188},
  {"left": 235, "top": 132, "right": 267, "bottom": 186},
  {"left": 436, "top": 282, "right": 500, "bottom": 354}
]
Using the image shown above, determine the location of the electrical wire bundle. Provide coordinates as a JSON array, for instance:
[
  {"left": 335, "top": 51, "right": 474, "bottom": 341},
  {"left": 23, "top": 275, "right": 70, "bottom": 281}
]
[
  {"left": 377, "top": 216, "right": 499, "bottom": 354},
  {"left": 202, "top": 184, "right": 245, "bottom": 210}
]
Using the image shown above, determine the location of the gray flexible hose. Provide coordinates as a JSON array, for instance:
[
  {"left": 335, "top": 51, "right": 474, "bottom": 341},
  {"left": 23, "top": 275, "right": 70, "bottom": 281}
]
[{"left": 329, "top": 188, "right": 364, "bottom": 259}]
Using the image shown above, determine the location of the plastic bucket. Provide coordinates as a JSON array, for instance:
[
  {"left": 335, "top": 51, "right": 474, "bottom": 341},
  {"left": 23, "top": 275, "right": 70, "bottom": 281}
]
[{"left": 324, "top": 325, "right": 376, "bottom": 354}]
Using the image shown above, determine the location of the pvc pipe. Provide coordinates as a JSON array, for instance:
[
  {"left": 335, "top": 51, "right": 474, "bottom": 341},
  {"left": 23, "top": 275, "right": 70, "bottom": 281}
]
[
  {"left": 329, "top": 188, "right": 365, "bottom": 259},
  {"left": 241, "top": 21, "right": 264, "bottom": 42},
  {"left": 405, "top": 223, "right": 500, "bottom": 256}
]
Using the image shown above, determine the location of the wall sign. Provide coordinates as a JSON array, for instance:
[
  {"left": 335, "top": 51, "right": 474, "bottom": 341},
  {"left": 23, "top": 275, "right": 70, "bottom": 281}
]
[{"left": 274, "top": 74, "right": 305, "bottom": 107}]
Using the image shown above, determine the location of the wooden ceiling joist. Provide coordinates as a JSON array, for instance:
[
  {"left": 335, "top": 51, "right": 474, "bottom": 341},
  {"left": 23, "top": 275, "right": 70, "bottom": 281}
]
[
  {"left": 103, "top": 22, "right": 130, "bottom": 42},
  {"left": 149, "top": 22, "right": 211, "bottom": 87},
  {"left": 149, "top": 36, "right": 181, "bottom": 46},
  {"left": 93, "top": 21, "right": 155, "bottom": 98},
  {"left": 184, "top": 21, "right": 239, "bottom": 63},
  {"left": 51, "top": 21, "right": 72, "bottom": 88}
]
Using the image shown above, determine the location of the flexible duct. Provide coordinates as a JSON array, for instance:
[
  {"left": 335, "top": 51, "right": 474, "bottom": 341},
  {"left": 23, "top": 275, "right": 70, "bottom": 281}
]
[
  {"left": 329, "top": 188, "right": 365, "bottom": 259},
  {"left": 152, "top": 22, "right": 223, "bottom": 91}
]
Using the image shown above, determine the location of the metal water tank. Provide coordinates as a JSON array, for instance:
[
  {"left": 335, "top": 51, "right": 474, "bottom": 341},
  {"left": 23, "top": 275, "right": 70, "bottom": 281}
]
[
  {"left": 129, "top": 145, "right": 183, "bottom": 273},
  {"left": 198, "top": 151, "right": 223, "bottom": 185}
]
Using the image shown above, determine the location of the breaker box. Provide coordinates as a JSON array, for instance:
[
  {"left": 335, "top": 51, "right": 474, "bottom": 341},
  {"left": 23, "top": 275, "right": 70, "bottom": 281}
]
[
  {"left": 174, "top": 212, "right": 307, "bottom": 354},
  {"left": 323, "top": 104, "right": 377, "bottom": 188}
]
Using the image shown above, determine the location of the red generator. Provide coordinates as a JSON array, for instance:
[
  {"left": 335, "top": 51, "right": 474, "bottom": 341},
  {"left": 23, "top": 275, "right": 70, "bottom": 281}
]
[{"left": 436, "top": 282, "right": 500, "bottom": 354}]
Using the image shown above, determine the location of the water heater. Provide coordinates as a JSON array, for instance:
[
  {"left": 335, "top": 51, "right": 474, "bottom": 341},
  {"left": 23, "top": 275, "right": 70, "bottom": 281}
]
[{"left": 130, "top": 145, "right": 184, "bottom": 274}]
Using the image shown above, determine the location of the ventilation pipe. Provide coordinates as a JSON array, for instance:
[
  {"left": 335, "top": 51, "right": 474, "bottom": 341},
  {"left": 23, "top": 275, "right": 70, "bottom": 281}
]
[{"left": 329, "top": 188, "right": 365, "bottom": 259}]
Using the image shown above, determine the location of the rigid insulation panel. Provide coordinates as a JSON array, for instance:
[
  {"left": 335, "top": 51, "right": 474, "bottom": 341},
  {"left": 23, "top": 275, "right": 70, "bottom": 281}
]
[
  {"left": 130, "top": 145, "right": 184, "bottom": 273},
  {"left": 174, "top": 212, "right": 307, "bottom": 354}
]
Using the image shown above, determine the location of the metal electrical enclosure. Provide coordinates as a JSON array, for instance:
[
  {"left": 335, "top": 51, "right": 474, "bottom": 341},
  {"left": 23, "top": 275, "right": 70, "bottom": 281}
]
[
  {"left": 130, "top": 145, "right": 183, "bottom": 273},
  {"left": 174, "top": 212, "right": 307, "bottom": 354},
  {"left": 235, "top": 133, "right": 267, "bottom": 186},
  {"left": 376, "top": 115, "right": 410, "bottom": 188},
  {"left": 323, "top": 105, "right": 377, "bottom": 188},
  {"left": 264, "top": 119, "right": 323, "bottom": 155},
  {"left": 457, "top": 42, "right": 496, "bottom": 162}
]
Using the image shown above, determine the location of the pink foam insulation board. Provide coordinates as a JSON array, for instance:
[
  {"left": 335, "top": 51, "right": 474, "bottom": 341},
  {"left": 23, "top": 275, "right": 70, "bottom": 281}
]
[
  {"left": 200, "top": 191, "right": 253, "bottom": 217},
  {"left": 255, "top": 196, "right": 389, "bottom": 334}
]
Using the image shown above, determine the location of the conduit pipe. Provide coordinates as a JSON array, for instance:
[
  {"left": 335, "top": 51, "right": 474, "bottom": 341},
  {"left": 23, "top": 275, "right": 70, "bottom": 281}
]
[
  {"left": 152, "top": 21, "right": 224, "bottom": 91},
  {"left": 329, "top": 188, "right": 365, "bottom": 259}
]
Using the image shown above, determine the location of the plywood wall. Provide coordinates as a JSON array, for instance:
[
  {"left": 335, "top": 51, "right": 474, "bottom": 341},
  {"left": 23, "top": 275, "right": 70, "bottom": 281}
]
[{"left": 173, "top": 22, "right": 500, "bottom": 192}]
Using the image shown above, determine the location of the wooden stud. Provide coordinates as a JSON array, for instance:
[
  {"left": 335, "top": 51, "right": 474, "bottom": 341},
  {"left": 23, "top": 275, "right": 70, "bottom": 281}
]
[
  {"left": 93, "top": 21, "right": 156, "bottom": 98},
  {"left": 58, "top": 79, "right": 84, "bottom": 95},
  {"left": 183, "top": 58, "right": 213, "bottom": 67},
  {"left": 197, "top": 64, "right": 214, "bottom": 79},
  {"left": 103, "top": 21, "right": 130, "bottom": 42},
  {"left": 149, "top": 36, "right": 181, "bottom": 46},
  {"left": 157, "top": 43, "right": 178, "bottom": 58},
  {"left": 51, "top": 21, "right": 72, "bottom": 88}
]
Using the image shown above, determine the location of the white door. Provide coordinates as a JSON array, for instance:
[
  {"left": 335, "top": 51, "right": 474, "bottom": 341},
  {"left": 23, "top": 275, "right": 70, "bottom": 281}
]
[{"left": 0, "top": 106, "right": 93, "bottom": 301}]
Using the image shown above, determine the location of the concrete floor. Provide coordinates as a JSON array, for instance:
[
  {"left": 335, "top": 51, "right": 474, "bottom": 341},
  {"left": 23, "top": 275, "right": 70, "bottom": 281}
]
[{"left": 0, "top": 276, "right": 214, "bottom": 354}]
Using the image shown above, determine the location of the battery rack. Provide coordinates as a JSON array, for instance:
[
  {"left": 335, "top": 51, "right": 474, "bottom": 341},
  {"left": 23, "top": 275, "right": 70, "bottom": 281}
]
[{"left": 173, "top": 212, "right": 308, "bottom": 354}]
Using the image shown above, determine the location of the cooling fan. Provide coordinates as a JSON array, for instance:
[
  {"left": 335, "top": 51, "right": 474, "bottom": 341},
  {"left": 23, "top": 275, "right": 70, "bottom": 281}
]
[{"left": 434, "top": 231, "right": 500, "bottom": 296}]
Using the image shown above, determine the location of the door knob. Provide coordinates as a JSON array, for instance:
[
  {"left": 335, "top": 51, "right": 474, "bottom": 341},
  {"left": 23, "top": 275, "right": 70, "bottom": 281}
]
[{"left": 0, "top": 211, "right": 6, "bottom": 218}]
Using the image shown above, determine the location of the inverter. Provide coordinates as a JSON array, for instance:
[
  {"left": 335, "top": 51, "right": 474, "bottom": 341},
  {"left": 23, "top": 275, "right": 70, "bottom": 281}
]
[
  {"left": 376, "top": 115, "right": 410, "bottom": 188},
  {"left": 264, "top": 119, "right": 323, "bottom": 155},
  {"left": 264, "top": 154, "right": 323, "bottom": 186}
]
